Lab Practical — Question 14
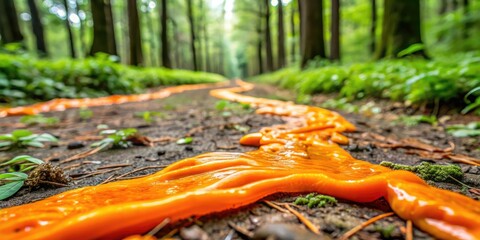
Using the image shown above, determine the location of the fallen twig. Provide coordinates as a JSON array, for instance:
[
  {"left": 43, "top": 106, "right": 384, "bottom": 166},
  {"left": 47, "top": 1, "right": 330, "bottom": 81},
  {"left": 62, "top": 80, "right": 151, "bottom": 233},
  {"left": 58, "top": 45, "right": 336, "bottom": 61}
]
[
  {"left": 60, "top": 145, "right": 105, "bottom": 163},
  {"left": 263, "top": 200, "right": 289, "bottom": 213},
  {"left": 102, "top": 165, "right": 167, "bottom": 184},
  {"left": 339, "top": 212, "right": 394, "bottom": 240},
  {"left": 406, "top": 220, "right": 413, "bottom": 240},
  {"left": 227, "top": 221, "right": 253, "bottom": 239},
  {"left": 72, "top": 168, "right": 120, "bottom": 180},
  {"left": 97, "top": 163, "right": 132, "bottom": 170},
  {"left": 284, "top": 203, "right": 320, "bottom": 235}
]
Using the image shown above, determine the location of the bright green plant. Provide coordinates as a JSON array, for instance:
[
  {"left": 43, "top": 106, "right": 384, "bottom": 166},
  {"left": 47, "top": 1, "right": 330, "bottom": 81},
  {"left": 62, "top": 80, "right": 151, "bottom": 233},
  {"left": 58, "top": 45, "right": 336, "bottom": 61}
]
[
  {"left": 0, "top": 130, "right": 58, "bottom": 150},
  {"left": 91, "top": 128, "right": 138, "bottom": 149},
  {"left": 446, "top": 122, "right": 480, "bottom": 137},
  {"left": 294, "top": 193, "right": 337, "bottom": 208},
  {"left": 20, "top": 114, "right": 59, "bottom": 126},
  {"left": 134, "top": 111, "right": 165, "bottom": 124},
  {"left": 0, "top": 155, "right": 44, "bottom": 200},
  {"left": 78, "top": 107, "right": 93, "bottom": 121},
  {"left": 462, "top": 87, "right": 480, "bottom": 115},
  {"left": 176, "top": 137, "right": 193, "bottom": 145}
]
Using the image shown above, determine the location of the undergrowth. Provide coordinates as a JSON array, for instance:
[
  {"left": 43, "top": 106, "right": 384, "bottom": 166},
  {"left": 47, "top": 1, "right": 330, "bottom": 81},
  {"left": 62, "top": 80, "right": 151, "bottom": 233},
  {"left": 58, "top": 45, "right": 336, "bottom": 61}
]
[
  {"left": 0, "top": 53, "right": 226, "bottom": 106},
  {"left": 251, "top": 52, "right": 480, "bottom": 111}
]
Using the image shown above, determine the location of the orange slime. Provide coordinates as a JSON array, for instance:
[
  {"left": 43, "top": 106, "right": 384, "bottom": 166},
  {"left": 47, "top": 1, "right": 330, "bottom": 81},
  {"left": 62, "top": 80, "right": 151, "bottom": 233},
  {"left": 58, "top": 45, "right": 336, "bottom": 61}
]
[
  {"left": 0, "top": 82, "right": 227, "bottom": 117},
  {"left": 0, "top": 80, "right": 479, "bottom": 239}
]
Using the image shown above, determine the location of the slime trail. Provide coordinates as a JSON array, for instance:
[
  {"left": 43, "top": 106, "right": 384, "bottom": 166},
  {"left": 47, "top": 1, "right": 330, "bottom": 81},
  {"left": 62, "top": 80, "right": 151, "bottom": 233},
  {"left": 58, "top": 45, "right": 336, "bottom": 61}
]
[
  {"left": 0, "top": 80, "right": 479, "bottom": 239},
  {"left": 0, "top": 81, "right": 228, "bottom": 117}
]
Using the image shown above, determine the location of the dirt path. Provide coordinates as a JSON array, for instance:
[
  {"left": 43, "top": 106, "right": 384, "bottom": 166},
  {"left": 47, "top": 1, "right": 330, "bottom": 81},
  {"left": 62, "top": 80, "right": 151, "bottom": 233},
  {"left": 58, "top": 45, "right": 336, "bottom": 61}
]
[{"left": 0, "top": 82, "right": 479, "bottom": 239}]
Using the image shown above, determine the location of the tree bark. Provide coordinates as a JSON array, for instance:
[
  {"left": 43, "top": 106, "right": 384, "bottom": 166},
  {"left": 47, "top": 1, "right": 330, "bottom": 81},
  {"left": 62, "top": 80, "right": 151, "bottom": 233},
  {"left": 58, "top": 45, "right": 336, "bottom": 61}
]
[
  {"left": 75, "top": 0, "right": 87, "bottom": 57},
  {"left": 330, "top": 0, "right": 340, "bottom": 61},
  {"left": 90, "top": 0, "right": 117, "bottom": 56},
  {"left": 62, "top": 0, "right": 76, "bottom": 58},
  {"left": 277, "top": 0, "right": 286, "bottom": 68},
  {"left": 370, "top": 0, "right": 376, "bottom": 54},
  {"left": 463, "top": 0, "right": 470, "bottom": 38},
  {"left": 0, "top": 0, "right": 23, "bottom": 45},
  {"left": 264, "top": 0, "right": 274, "bottom": 72},
  {"left": 200, "top": 0, "right": 211, "bottom": 72},
  {"left": 218, "top": 0, "right": 227, "bottom": 75},
  {"left": 127, "top": 0, "right": 143, "bottom": 66},
  {"left": 186, "top": 0, "right": 198, "bottom": 71},
  {"left": 27, "top": 0, "right": 48, "bottom": 57},
  {"left": 299, "top": 0, "right": 326, "bottom": 68},
  {"left": 375, "top": 0, "right": 428, "bottom": 59},
  {"left": 290, "top": 2, "right": 297, "bottom": 63},
  {"left": 160, "top": 0, "right": 172, "bottom": 68}
]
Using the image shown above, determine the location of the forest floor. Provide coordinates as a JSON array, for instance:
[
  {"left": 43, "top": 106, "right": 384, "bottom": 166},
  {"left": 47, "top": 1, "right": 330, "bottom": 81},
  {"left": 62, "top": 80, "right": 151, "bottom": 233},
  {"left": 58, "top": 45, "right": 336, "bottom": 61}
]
[{"left": 1, "top": 81, "right": 479, "bottom": 240}]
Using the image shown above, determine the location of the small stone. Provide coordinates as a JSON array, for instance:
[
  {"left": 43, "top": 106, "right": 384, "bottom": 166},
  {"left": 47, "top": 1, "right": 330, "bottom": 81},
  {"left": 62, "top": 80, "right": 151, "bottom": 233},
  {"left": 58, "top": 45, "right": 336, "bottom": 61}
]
[
  {"left": 67, "top": 142, "right": 85, "bottom": 150},
  {"left": 253, "top": 223, "right": 327, "bottom": 240},
  {"left": 157, "top": 150, "right": 166, "bottom": 156},
  {"left": 180, "top": 225, "right": 210, "bottom": 240},
  {"left": 185, "top": 146, "right": 193, "bottom": 151}
]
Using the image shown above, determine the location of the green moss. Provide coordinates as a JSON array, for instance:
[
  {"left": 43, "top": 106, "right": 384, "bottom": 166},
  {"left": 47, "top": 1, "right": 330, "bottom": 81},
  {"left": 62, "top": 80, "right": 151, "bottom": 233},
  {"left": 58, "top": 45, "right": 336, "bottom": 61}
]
[
  {"left": 380, "top": 161, "right": 463, "bottom": 182},
  {"left": 294, "top": 193, "right": 337, "bottom": 208}
]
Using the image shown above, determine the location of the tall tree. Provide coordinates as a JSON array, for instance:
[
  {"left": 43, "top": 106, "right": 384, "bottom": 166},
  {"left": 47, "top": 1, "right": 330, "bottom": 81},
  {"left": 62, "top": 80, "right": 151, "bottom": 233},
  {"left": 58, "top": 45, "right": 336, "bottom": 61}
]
[
  {"left": 299, "top": 0, "right": 326, "bottom": 68},
  {"left": 27, "top": 0, "right": 48, "bottom": 57},
  {"left": 330, "top": 0, "right": 340, "bottom": 61},
  {"left": 277, "top": 0, "right": 286, "bottom": 68},
  {"left": 62, "top": 0, "right": 76, "bottom": 58},
  {"left": 218, "top": 0, "right": 227, "bottom": 75},
  {"left": 370, "top": 0, "right": 377, "bottom": 54},
  {"left": 75, "top": 0, "right": 87, "bottom": 57},
  {"left": 127, "top": 0, "right": 143, "bottom": 65},
  {"left": 375, "top": 0, "right": 428, "bottom": 59},
  {"left": 186, "top": 0, "right": 198, "bottom": 71},
  {"left": 0, "top": 0, "right": 23, "bottom": 44},
  {"left": 90, "top": 0, "right": 117, "bottom": 56},
  {"left": 160, "top": 0, "right": 171, "bottom": 68},
  {"left": 264, "top": 0, "right": 274, "bottom": 72},
  {"left": 290, "top": 1, "right": 297, "bottom": 63},
  {"left": 200, "top": 0, "right": 211, "bottom": 72}
]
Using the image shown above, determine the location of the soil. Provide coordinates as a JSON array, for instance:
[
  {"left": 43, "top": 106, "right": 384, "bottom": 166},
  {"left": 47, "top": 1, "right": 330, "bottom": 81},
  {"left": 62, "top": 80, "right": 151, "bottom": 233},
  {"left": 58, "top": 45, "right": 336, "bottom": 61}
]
[{"left": 0, "top": 81, "right": 479, "bottom": 240}]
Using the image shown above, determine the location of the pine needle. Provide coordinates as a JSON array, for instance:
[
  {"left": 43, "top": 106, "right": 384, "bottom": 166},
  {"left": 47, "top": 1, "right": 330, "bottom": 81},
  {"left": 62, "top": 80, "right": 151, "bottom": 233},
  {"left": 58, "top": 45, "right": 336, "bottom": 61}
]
[
  {"left": 339, "top": 212, "right": 394, "bottom": 240},
  {"left": 284, "top": 203, "right": 320, "bottom": 235}
]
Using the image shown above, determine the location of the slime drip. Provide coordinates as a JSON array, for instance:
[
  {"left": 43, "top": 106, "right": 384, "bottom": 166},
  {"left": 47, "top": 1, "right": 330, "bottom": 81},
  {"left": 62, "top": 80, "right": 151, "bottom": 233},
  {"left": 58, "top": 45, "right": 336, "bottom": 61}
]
[{"left": 0, "top": 80, "right": 479, "bottom": 240}]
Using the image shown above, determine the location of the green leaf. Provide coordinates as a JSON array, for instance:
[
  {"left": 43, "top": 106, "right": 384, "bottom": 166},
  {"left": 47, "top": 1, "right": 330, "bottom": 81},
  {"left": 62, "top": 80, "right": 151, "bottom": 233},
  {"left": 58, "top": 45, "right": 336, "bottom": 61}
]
[
  {"left": 449, "top": 129, "right": 480, "bottom": 137},
  {"left": 11, "top": 129, "right": 33, "bottom": 139},
  {"left": 0, "top": 155, "right": 44, "bottom": 166},
  {"left": 0, "top": 181, "right": 24, "bottom": 200},
  {"left": 0, "top": 134, "right": 14, "bottom": 141},
  {"left": 397, "top": 43, "right": 425, "bottom": 58},
  {"left": 22, "top": 141, "right": 44, "bottom": 148},
  {"left": 34, "top": 133, "right": 58, "bottom": 142},
  {"left": 0, "top": 142, "right": 12, "bottom": 148},
  {"left": 0, "top": 172, "right": 28, "bottom": 181},
  {"left": 176, "top": 137, "right": 193, "bottom": 145}
]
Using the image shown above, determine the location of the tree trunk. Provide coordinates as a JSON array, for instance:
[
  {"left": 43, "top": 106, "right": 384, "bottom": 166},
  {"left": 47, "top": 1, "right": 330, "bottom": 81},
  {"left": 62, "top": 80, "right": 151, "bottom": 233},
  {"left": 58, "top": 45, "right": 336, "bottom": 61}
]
[
  {"left": 27, "top": 0, "right": 48, "bottom": 57},
  {"left": 277, "top": 0, "right": 286, "bottom": 68},
  {"left": 62, "top": 0, "right": 76, "bottom": 58},
  {"left": 299, "top": 0, "right": 326, "bottom": 68},
  {"left": 186, "top": 0, "right": 198, "bottom": 71},
  {"left": 290, "top": 2, "right": 296, "bottom": 63},
  {"left": 264, "top": 0, "right": 274, "bottom": 72},
  {"left": 200, "top": 0, "right": 211, "bottom": 72},
  {"left": 439, "top": 0, "right": 448, "bottom": 14},
  {"left": 375, "top": 0, "right": 428, "bottom": 59},
  {"left": 0, "top": 0, "right": 23, "bottom": 44},
  {"left": 90, "top": 0, "right": 117, "bottom": 56},
  {"left": 197, "top": 1, "right": 204, "bottom": 71},
  {"left": 463, "top": 0, "right": 470, "bottom": 38},
  {"left": 144, "top": 4, "right": 156, "bottom": 66},
  {"left": 127, "top": 0, "right": 143, "bottom": 66},
  {"left": 75, "top": 0, "right": 87, "bottom": 57},
  {"left": 370, "top": 0, "right": 376, "bottom": 54},
  {"left": 160, "top": 0, "right": 172, "bottom": 68},
  {"left": 257, "top": 39, "right": 264, "bottom": 75},
  {"left": 330, "top": 0, "right": 340, "bottom": 61},
  {"left": 218, "top": 0, "right": 227, "bottom": 75}
]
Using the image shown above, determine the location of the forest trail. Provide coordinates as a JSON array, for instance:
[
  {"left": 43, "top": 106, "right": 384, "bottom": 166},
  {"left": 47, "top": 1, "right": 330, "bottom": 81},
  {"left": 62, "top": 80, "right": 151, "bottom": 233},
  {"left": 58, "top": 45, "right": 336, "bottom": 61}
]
[{"left": 0, "top": 81, "right": 479, "bottom": 240}]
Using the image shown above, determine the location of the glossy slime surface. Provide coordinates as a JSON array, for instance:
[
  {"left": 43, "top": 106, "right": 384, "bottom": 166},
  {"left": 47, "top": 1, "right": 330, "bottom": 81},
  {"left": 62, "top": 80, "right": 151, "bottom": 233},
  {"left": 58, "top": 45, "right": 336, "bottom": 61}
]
[{"left": 0, "top": 80, "right": 479, "bottom": 239}]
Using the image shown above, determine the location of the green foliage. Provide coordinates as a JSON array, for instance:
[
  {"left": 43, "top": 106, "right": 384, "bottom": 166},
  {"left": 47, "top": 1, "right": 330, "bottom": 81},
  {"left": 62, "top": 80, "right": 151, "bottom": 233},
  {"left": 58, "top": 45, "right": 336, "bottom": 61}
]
[
  {"left": 462, "top": 87, "right": 480, "bottom": 115},
  {"left": 134, "top": 111, "right": 165, "bottom": 124},
  {"left": 397, "top": 43, "right": 425, "bottom": 57},
  {"left": 0, "top": 155, "right": 44, "bottom": 200},
  {"left": 91, "top": 128, "right": 138, "bottom": 149},
  {"left": 0, "top": 130, "right": 58, "bottom": 150},
  {"left": 294, "top": 193, "right": 337, "bottom": 208},
  {"left": 0, "top": 53, "right": 226, "bottom": 105},
  {"left": 176, "top": 137, "right": 193, "bottom": 145},
  {"left": 20, "top": 114, "right": 59, "bottom": 126},
  {"left": 395, "top": 115, "right": 438, "bottom": 127},
  {"left": 251, "top": 53, "right": 480, "bottom": 107},
  {"left": 380, "top": 161, "right": 463, "bottom": 182},
  {"left": 78, "top": 107, "right": 93, "bottom": 121},
  {"left": 446, "top": 122, "right": 480, "bottom": 137},
  {"left": 215, "top": 100, "right": 251, "bottom": 117}
]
